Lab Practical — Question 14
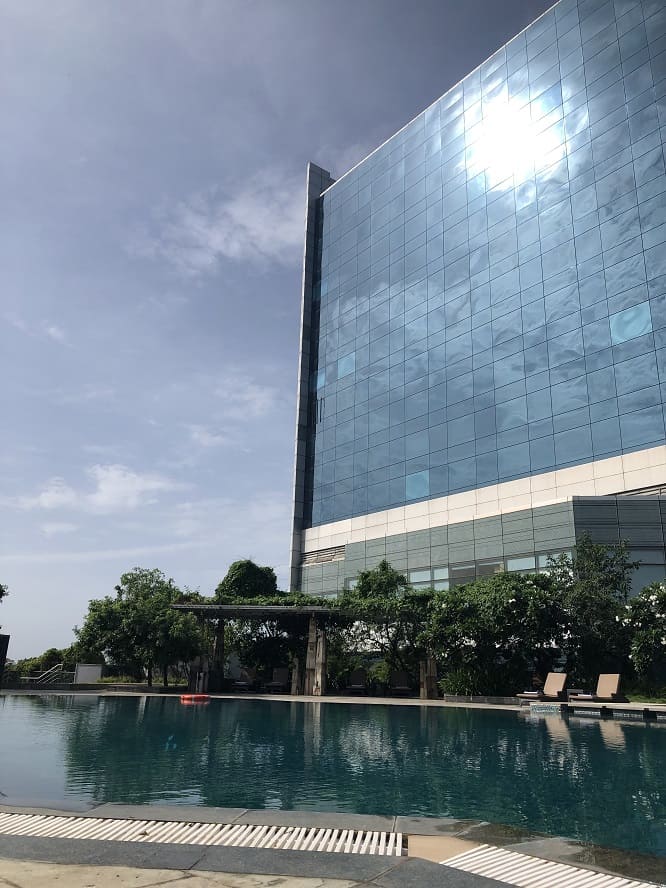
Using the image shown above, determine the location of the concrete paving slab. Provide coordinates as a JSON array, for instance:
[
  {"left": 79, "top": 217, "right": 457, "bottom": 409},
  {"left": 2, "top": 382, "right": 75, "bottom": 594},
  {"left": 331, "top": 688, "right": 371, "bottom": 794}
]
[
  {"left": 0, "top": 800, "right": 94, "bottom": 815},
  {"left": 370, "top": 857, "right": 511, "bottom": 887},
  {"left": 232, "top": 810, "right": 396, "bottom": 831},
  {"left": 408, "top": 835, "right": 480, "bottom": 863},
  {"left": 0, "top": 835, "right": 205, "bottom": 871},
  {"left": 0, "top": 858, "right": 358, "bottom": 887},
  {"left": 88, "top": 803, "right": 249, "bottom": 823},
  {"left": 395, "top": 816, "right": 479, "bottom": 836},
  {"left": 192, "top": 847, "right": 400, "bottom": 883}
]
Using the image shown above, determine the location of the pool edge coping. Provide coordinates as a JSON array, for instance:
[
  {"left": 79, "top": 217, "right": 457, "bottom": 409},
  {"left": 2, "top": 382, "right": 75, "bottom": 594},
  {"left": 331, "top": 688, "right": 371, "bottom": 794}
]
[{"left": 0, "top": 803, "right": 664, "bottom": 885}]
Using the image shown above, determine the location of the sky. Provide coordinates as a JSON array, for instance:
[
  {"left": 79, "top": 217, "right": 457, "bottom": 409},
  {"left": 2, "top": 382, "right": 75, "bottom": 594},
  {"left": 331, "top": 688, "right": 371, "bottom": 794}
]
[{"left": 0, "top": 0, "right": 554, "bottom": 658}]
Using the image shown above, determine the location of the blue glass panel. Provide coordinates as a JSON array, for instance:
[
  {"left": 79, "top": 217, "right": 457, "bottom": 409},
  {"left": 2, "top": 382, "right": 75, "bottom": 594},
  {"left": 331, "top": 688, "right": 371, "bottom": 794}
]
[
  {"left": 305, "top": 0, "right": 666, "bottom": 527},
  {"left": 609, "top": 301, "right": 652, "bottom": 345},
  {"left": 406, "top": 470, "right": 430, "bottom": 500},
  {"left": 337, "top": 352, "right": 356, "bottom": 379}
]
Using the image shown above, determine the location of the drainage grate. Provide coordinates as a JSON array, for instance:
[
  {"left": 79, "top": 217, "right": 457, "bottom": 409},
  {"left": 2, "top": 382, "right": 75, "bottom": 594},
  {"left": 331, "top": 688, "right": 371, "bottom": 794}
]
[
  {"left": 443, "top": 844, "right": 664, "bottom": 888},
  {"left": 0, "top": 812, "right": 403, "bottom": 856}
]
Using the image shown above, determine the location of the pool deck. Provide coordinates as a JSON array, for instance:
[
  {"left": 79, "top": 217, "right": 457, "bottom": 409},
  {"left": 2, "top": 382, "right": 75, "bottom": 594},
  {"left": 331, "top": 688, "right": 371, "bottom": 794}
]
[
  {"left": 0, "top": 802, "right": 664, "bottom": 886},
  {"left": 2, "top": 687, "right": 521, "bottom": 711}
]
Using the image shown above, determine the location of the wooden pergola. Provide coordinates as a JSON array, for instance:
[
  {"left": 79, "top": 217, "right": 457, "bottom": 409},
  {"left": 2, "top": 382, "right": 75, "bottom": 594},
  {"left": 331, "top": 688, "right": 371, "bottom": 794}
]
[{"left": 172, "top": 603, "right": 344, "bottom": 695}]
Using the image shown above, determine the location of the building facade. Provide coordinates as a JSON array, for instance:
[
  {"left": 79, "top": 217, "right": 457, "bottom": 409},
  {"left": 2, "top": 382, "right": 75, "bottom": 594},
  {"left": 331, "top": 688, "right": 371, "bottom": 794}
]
[{"left": 291, "top": 0, "right": 666, "bottom": 597}]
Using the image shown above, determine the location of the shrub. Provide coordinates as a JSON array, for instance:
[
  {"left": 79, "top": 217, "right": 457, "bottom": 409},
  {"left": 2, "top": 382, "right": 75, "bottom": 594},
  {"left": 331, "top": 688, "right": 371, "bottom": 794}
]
[{"left": 624, "top": 582, "right": 666, "bottom": 685}]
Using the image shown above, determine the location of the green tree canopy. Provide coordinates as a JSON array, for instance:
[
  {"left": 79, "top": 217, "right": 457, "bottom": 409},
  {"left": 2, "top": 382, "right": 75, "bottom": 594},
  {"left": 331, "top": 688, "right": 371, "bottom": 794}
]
[
  {"left": 338, "top": 559, "right": 433, "bottom": 681},
  {"left": 546, "top": 535, "right": 636, "bottom": 684},
  {"left": 75, "top": 567, "right": 203, "bottom": 687},
  {"left": 425, "top": 572, "right": 566, "bottom": 695},
  {"left": 624, "top": 581, "right": 666, "bottom": 685},
  {"left": 215, "top": 560, "right": 279, "bottom": 602},
  {"left": 14, "top": 645, "right": 80, "bottom": 677}
]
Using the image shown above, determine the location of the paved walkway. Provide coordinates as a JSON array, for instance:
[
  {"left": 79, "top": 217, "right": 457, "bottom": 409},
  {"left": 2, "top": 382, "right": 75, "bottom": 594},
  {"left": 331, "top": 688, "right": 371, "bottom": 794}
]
[
  {"left": 2, "top": 688, "right": 520, "bottom": 711},
  {"left": 0, "top": 859, "right": 355, "bottom": 888}
]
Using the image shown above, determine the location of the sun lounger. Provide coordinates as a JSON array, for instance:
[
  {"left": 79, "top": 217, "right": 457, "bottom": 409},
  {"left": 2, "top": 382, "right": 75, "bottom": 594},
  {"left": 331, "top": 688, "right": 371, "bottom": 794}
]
[
  {"left": 232, "top": 667, "right": 257, "bottom": 692},
  {"left": 568, "top": 673, "right": 627, "bottom": 703},
  {"left": 345, "top": 668, "right": 368, "bottom": 695},
  {"left": 265, "top": 666, "right": 290, "bottom": 693},
  {"left": 388, "top": 670, "right": 412, "bottom": 696},
  {"left": 516, "top": 672, "right": 567, "bottom": 703}
]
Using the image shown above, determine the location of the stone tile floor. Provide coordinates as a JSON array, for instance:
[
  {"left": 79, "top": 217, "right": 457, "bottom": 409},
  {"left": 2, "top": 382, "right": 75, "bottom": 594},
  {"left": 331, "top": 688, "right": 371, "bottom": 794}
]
[{"left": 0, "top": 859, "right": 356, "bottom": 888}]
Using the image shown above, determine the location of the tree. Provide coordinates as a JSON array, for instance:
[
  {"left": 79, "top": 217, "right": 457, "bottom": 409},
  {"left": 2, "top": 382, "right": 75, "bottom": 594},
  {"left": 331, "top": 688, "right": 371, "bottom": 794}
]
[
  {"left": 75, "top": 568, "right": 203, "bottom": 687},
  {"left": 546, "top": 535, "right": 636, "bottom": 685},
  {"left": 14, "top": 645, "right": 80, "bottom": 677},
  {"left": 425, "top": 573, "right": 566, "bottom": 695},
  {"left": 338, "top": 559, "right": 433, "bottom": 681},
  {"left": 215, "top": 560, "right": 279, "bottom": 602},
  {"left": 624, "top": 582, "right": 666, "bottom": 685}
]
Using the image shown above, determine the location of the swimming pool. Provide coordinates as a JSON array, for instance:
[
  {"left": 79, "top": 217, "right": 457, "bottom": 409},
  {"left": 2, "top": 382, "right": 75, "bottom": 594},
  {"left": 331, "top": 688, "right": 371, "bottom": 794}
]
[{"left": 0, "top": 694, "right": 664, "bottom": 857}]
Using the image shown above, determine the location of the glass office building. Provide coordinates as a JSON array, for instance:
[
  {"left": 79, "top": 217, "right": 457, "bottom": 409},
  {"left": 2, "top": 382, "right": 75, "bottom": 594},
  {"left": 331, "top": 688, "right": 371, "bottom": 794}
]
[{"left": 291, "top": 0, "right": 666, "bottom": 596}]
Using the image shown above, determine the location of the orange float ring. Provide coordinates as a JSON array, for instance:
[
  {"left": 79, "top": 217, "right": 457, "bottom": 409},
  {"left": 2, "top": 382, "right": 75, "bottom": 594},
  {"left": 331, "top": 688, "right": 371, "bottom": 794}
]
[{"left": 180, "top": 694, "right": 210, "bottom": 704}]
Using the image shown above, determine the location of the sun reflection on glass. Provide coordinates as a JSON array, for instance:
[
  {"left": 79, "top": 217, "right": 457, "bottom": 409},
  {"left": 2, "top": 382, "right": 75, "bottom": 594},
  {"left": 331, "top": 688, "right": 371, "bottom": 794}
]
[{"left": 467, "top": 97, "right": 565, "bottom": 189}]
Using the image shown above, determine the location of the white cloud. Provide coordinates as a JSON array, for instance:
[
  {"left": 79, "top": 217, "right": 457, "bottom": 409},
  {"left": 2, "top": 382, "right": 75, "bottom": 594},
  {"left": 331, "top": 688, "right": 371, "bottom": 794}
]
[
  {"left": 86, "top": 464, "right": 178, "bottom": 512},
  {"left": 44, "top": 324, "right": 67, "bottom": 343},
  {"left": 5, "top": 312, "right": 28, "bottom": 333},
  {"left": 187, "top": 424, "right": 230, "bottom": 448},
  {"left": 0, "top": 540, "right": 206, "bottom": 566},
  {"left": 23, "top": 478, "right": 79, "bottom": 510},
  {"left": 17, "top": 464, "right": 180, "bottom": 514},
  {"left": 128, "top": 171, "right": 306, "bottom": 277},
  {"left": 213, "top": 371, "right": 280, "bottom": 419},
  {"left": 55, "top": 385, "right": 115, "bottom": 405},
  {"left": 41, "top": 522, "right": 78, "bottom": 537}
]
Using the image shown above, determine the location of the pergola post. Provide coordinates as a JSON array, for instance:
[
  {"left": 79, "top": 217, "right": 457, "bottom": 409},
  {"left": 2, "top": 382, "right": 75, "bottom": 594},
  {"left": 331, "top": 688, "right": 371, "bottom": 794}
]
[
  {"left": 313, "top": 624, "right": 327, "bottom": 696},
  {"left": 171, "top": 603, "right": 341, "bottom": 697},
  {"left": 209, "top": 617, "right": 225, "bottom": 692},
  {"left": 290, "top": 656, "right": 301, "bottom": 695},
  {"left": 420, "top": 656, "right": 438, "bottom": 699},
  {"left": 304, "top": 614, "right": 317, "bottom": 696}
]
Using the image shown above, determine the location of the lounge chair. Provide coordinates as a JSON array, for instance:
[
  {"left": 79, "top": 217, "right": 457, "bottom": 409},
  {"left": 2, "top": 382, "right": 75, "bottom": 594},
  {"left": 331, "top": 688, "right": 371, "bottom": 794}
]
[
  {"left": 265, "top": 666, "right": 290, "bottom": 693},
  {"left": 232, "top": 667, "right": 257, "bottom": 693},
  {"left": 516, "top": 672, "right": 568, "bottom": 703},
  {"left": 388, "top": 670, "right": 412, "bottom": 696},
  {"left": 345, "top": 668, "right": 368, "bottom": 695},
  {"left": 568, "top": 673, "right": 627, "bottom": 703}
]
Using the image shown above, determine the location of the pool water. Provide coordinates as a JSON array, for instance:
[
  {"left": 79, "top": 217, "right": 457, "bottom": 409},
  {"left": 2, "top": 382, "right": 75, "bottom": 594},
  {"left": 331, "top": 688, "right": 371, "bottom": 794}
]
[{"left": 0, "top": 695, "right": 664, "bottom": 857}]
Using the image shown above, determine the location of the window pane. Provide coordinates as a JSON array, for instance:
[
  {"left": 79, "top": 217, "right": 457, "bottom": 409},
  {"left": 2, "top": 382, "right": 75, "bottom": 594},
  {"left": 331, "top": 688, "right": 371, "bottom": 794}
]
[
  {"left": 477, "top": 560, "right": 504, "bottom": 576},
  {"left": 506, "top": 555, "right": 536, "bottom": 571},
  {"left": 337, "top": 352, "right": 356, "bottom": 379},
  {"left": 409, "top": 569, "right": 431, "bottom": 583},
  {"left": 406, "top": 470, "right": 430, "bottom": 499},
  {"left": 609, "top": 301, "right": 652, "bottom": 345}
]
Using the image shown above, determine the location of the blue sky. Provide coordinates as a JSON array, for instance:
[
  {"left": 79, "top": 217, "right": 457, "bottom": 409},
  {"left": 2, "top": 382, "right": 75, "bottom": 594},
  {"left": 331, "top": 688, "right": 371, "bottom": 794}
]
[{"left": 0, "top": 0, "right": 552, "bottom": 657}]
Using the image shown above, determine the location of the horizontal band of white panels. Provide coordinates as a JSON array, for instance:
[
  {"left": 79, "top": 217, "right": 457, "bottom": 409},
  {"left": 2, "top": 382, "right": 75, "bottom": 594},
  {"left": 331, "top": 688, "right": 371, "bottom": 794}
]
[
  {"left": 0, "top": 812, "right": 404, "bottom": 856},
  {"left": 302, "top": 445, "right": 666, "bottom": 553},
  {"left": 443, "top": 844, "right": 663, "bottom": 888}
]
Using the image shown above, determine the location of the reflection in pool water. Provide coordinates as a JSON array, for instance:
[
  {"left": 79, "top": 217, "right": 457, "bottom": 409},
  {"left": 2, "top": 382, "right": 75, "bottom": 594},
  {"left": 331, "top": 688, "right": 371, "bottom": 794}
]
[{"left": 0, "top": 695, "right": 664, "bottom": 857}]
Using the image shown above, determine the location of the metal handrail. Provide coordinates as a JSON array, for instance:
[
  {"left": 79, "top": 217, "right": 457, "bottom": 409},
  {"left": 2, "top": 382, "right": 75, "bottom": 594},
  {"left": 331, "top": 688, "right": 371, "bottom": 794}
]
[{"left": 24, "top": 663, "right": 64, "bottom": 684}]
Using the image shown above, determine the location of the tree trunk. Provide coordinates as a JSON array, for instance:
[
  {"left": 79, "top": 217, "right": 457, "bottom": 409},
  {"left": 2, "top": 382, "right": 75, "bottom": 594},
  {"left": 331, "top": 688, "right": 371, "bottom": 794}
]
[
  {"left": 162, "top": 664, "right": 169, "bottom": 688},
  {"left": 147, "top": 663, "right": 153, "bottom": 687}
]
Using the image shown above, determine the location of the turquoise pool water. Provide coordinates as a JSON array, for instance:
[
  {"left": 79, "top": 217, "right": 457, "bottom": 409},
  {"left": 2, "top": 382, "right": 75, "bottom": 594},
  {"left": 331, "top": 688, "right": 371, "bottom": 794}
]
[{"left": 0, "top": 695, "right": 664, "bottom": 857}]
